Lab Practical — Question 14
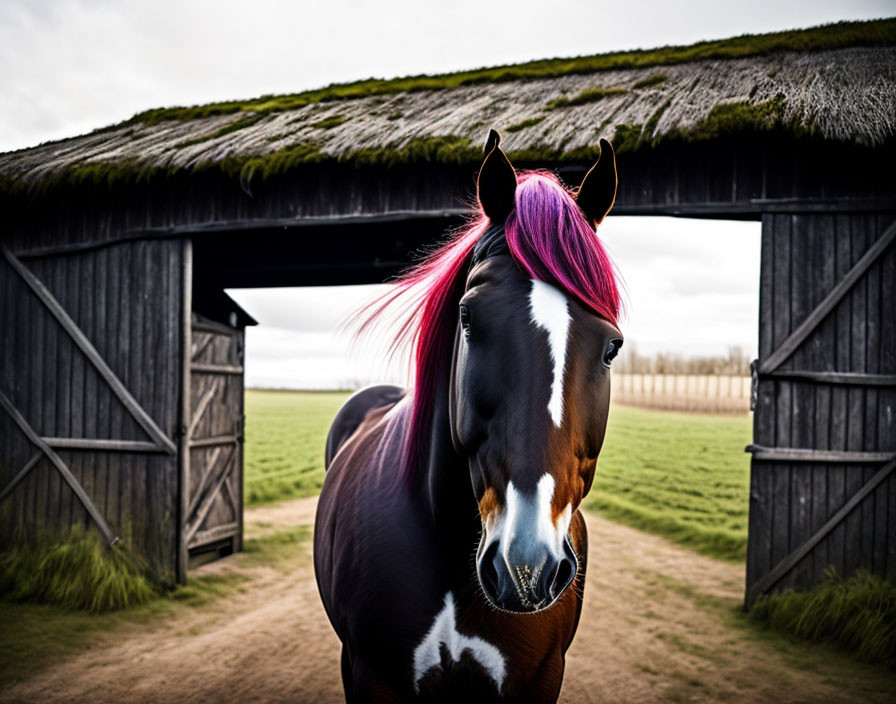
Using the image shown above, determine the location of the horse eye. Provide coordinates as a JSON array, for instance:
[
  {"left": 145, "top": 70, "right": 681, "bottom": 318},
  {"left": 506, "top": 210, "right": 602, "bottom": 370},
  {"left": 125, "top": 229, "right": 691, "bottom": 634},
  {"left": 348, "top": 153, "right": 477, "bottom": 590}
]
[
  {"left": 459, "top": 304, "right": 472, "bottom": 330},
  {"left": 603, "top": 338, "right": 623, "bottom": 366}
]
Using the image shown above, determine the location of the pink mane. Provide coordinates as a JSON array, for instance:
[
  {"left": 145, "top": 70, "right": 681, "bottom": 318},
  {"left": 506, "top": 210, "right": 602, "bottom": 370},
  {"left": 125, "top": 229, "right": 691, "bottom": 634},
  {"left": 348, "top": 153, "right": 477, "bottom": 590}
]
[{"left": 357, "top": 170, "right": 622, "bottom": 482}]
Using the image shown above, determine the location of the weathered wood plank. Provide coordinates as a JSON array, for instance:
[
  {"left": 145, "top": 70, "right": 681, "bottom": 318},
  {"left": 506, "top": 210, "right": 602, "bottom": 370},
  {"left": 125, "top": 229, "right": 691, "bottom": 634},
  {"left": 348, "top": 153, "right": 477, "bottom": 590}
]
[
  {"left": 36, "top": 258, "right": 53, "bottom": 528},
  {"left": 845, "top": 216, "right": 869, "bottom": 578},
  {"left": 745, "top": 447, "right": 896, "bottom": 463},
  {"left": 0, "top": 390, "right": 116, "bottom": 544},
  {"left": 188, "top": 378, "right": 220, "bottom": 440},
  {"left": 771, "top": 214, "right": 792, "bottom": 572},
  {"left": 177, "top": 240, "right": 192, "bottom": 584},
  {"left": 881, "top": 233, "right": 896, "bottom": 581},
  {"left": 191, "top": 333, "right": 214, "bottom": 363},
  {"left": 94, "top": 246, "right": 111, "bottom": 539},
  {"left": 759, "top": 217, "right": 896, "bottom": 375},
  {"left": 747, "top": 456, "right": 896, "bottom": 604},
  {"left": 184, "top": 444, "right": 236, "bottom": 544},
  {"left": 789, "top": 213, "right": 812, "bottom": 588},
  {"left": 762, "top": 370, "right": 896, "bottom": 386},
  {"left": 188, "top": 521, "right": 240, "bottom": 549},
  {"left": 105, "top": 243, "right": 122, "bottom": 530},
  {"left": 190, "top": 363, "right": 244, "bottom": 375},
  {"left": 747, "top": 214, "right": 777, "bottom": 598},
  {"left": 236, "top": 330, "right": 246, "bottom": 552},
  {"left": 1, "top": 245, "right": 176, "bottom": 455},
  {"left": 0, "top": 453, "right": 42, "bottom": 505},
  {"left": 811, "top": 213, "right": 835, "bottom": 579},
  {"left": 41, "top": 438, "right": 167, "bottom": 453},
  {"left": 189, "top": 435, "right": 240, "bottom": 449}
]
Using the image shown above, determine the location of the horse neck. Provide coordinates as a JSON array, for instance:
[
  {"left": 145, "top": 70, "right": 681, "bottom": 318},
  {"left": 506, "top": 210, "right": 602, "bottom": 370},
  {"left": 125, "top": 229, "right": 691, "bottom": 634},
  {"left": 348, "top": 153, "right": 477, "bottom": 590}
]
[{"left": 420, "top": 368, "right": 479, "bottom": 540}]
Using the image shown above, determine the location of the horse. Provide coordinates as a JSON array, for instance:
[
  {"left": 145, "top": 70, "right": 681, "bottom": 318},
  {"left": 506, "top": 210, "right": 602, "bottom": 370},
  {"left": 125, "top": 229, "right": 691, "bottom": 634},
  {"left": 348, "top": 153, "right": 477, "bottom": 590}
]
[{"left": 314, "top": 129, "right": 623, "bottom": 703}]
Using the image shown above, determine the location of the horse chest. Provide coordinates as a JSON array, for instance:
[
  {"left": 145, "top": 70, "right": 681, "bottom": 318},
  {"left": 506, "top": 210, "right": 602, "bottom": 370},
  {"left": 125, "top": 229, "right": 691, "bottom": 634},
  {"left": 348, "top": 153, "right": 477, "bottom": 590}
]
[{"left": 411, "top": 589, "right": 571, "bottom": 701}]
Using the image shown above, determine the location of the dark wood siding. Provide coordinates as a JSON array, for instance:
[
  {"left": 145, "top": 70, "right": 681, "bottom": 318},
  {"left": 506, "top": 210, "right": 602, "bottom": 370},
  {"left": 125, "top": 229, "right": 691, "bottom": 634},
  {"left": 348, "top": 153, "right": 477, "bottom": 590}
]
[
  {"left": 0, "top": 240, "right": 183, "bottom": 580},
  {"left": 184, "top": 317, "right": 245, "bottom": 561},
  {"left": 746, "top": 213, "right": 896, "bottom": 602}
]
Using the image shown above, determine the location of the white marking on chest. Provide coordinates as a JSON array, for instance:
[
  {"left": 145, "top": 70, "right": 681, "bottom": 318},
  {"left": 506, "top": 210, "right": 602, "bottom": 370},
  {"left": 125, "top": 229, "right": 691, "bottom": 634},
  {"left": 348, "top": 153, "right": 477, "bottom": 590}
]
[
  {"left": 413, "top": 591, "right": 506, "bottom": 693},
  {"left": 528, "top": 279, "right": 571, "bottom": 427}
]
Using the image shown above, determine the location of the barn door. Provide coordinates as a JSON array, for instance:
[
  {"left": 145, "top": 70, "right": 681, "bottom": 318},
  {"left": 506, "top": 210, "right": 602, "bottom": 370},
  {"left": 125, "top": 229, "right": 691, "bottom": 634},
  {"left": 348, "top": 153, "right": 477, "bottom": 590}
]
[
  {"left": 745, "top": 214, "right": 896, "bottom": 605},
  {"left": 183, "top": 314, "right": 245, "bottom": 566}
]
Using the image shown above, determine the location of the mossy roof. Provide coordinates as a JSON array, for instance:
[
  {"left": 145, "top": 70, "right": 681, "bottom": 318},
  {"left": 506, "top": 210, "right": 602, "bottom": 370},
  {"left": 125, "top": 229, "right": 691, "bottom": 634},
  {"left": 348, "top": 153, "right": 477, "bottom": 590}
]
[{"left": 2, "top": 18, "right": 895, "bottom": 195}]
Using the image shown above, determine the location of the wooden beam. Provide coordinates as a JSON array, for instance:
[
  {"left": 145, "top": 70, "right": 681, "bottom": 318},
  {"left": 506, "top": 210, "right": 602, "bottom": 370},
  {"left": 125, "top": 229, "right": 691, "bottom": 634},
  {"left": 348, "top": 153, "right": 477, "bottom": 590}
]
[
  {"left": 190, "top": 333, "right": 215, "bottom": 362},
  {"left": 185, "top": 446, "right": 222, "bottom": 519},
  {"left": 747, "top": 457, "right": 896, "bottom": 604},
  {"left": 746, "top": 445, "right": 896, "bottom": 463},
  {"left": 192, "top": 319, "right": 238, "bottom": 336},
  {"left": 188, "top": 379, "right": 220, "bottom": 440},
  {"left": 42, "top": 438, "right": 168, "bottom": 453},
  {"left": 759, "top": 219, "right": 896, "bottom": 374},
  {"left": 190, "top": 435, "right": 239, "bottom": 448},
  {"left": 761, "top": 370, "right": 896, "bottom": 386},
  {"left": 190, "top": 363, "right": 243, "bottom": 375},
  {"left": 184, "top": 444, "right": 236, "bottom": 544},
  {"left": 2, "top": 245, "right": 177, "bottom": 455},
  {"left": 221, "top": 475, "right": 238, "bottom": 515},
  {"left": 0, "top": 452, "right": 42, "bottom": 504},
  {"left": 188, "top": 521, "right": 240, "bottom": 549},
  {"left": 0, "top": 390, "right": 117, "bottom": 544},
  {"left": 177, "top": 239, "right": 193, "bottom": 585},
  {"left": 13, "top": 209, "right": 468, "bottom": 260}
]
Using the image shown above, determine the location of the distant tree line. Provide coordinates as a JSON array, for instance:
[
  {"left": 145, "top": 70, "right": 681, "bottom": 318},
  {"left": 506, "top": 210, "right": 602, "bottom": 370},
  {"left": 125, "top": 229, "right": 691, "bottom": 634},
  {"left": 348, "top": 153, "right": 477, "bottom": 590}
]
[{"left": 615, "top": 345, "right": 752, "bottom": 376}]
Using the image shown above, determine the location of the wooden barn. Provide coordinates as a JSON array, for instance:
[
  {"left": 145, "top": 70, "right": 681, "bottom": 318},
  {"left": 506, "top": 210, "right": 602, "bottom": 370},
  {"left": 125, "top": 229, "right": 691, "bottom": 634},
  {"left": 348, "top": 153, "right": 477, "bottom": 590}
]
[{"left": 1, "top": 19, "right": 894, "bottom": 597}]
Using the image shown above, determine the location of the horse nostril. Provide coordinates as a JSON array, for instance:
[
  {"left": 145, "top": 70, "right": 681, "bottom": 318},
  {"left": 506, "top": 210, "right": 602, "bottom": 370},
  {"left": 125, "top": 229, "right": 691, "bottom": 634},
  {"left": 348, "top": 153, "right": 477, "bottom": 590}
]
[
  {"left": 478, "top": 541, "right": 501, "bottom": 598},
  {"left": 552, "top": 557, "right": 575, "bottom": 599},
  {"left": 550, "top": 538, "right": 578, "bottom": 599}
]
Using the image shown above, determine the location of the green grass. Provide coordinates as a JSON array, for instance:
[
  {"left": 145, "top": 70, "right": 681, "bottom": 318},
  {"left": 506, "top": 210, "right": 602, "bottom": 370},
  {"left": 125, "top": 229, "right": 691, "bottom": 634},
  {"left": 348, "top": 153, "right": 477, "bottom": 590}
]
[
  {"left": 546, "top": 87, "right": 627, "bottom": 109},
  {"left": 585, "top": 404, "right": 752, "bottom": 561},
  {"left": 633, "top": 73, "right": 669, "bottom": 89},
  {"left": 0, "top": 529, "right": 158, "bottom": 613},
  {"left": 310, "top": 115, "right": 346, "bottom": 130},
  {"left": 505, "top": 116, "right": 546, "bottom": 133},
  {"left": 241, "top": 391, "right": 753, "bottom": 562},
  {"left": 0, "top": 525, "right": 311, "bottom": 684},
  {"left": 244, "top": 390, "right": 350, "bottom": 506},
  {"left": 750, "top": 569, "right": 896, "bottom": 663}
]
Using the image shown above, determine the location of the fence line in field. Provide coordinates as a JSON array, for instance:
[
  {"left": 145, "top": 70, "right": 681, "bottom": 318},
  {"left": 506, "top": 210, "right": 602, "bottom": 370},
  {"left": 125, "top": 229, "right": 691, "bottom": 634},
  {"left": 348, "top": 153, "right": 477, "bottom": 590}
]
[{"left": 611, "top": 373, "right": 751, "bottom": 413}]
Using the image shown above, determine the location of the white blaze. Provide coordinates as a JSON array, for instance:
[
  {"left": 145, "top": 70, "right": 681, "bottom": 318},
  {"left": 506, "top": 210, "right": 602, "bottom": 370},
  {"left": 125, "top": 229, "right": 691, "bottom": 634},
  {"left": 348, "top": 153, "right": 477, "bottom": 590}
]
[
  {"left": 413, "top": 591, "right": 506, "bottom": 692},
  {"left": 528, "top": 279, "right": 571, "bottom": 427},
  {"left": 482, "top": 475, "right": 573, "bottom": 563}
]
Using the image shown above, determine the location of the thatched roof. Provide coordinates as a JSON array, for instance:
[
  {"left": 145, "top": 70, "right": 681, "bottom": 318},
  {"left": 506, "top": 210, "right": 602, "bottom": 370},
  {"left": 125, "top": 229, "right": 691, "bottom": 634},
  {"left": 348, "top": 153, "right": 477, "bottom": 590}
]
[{"left": 2, "top": 19, "right": 895, "bottom": 194}]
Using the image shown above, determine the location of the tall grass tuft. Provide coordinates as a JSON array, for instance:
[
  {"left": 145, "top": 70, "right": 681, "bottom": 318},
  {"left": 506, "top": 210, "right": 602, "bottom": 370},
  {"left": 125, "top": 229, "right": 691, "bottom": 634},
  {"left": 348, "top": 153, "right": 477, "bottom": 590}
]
[
  {"left": 0, "top": 529, "right": 159, "bottom": 613},
  {"left": 750, "top": 569, "right": 896, "bottom": 663}
]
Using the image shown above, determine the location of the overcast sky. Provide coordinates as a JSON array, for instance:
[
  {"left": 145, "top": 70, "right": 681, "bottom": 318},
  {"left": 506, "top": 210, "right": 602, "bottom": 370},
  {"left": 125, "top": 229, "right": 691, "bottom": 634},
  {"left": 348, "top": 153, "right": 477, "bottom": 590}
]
[
  {"left": 4, "top": 0, "right": 887, "bottom": 388},
  {"left": 2, "top": 0, "right": 889, "bottom": 153}
]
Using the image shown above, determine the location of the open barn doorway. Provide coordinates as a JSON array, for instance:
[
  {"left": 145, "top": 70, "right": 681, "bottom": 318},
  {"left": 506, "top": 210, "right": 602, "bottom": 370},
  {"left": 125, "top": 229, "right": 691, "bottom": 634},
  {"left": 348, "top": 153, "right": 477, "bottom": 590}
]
[{"left": 223, "top": 215, "right": 761, "bottom": 565}]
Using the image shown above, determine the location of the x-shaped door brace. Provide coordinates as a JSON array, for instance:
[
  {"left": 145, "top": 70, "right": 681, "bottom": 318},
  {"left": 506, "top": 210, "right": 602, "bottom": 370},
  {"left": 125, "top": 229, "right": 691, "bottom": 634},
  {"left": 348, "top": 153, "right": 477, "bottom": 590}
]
[
  {"left": 0, "top": 245, "right": 177, "bottom": 544},
  {"left": 747, "top": 217, "right": 896, "bottom": 601}
]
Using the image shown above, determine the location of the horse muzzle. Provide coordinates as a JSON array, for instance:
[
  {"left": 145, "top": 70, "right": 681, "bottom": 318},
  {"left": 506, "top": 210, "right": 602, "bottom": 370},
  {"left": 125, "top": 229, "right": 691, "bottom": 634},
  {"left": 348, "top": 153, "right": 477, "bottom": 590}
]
[{"left": 477, "top": 535, "right": 578, "bottom": 613}]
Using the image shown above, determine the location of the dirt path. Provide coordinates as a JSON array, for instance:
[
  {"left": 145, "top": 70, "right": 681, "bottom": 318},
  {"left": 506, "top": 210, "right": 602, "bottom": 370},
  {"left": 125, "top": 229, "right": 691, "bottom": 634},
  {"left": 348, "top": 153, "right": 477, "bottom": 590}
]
[{"left": 3, "top": 497, "right": 894, "bottom": 704}]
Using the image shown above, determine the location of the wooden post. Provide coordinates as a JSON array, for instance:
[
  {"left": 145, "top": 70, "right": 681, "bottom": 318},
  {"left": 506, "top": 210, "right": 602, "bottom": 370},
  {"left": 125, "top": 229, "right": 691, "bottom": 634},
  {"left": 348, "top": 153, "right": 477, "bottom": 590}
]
[{"left": 177, "top": 239, "right": 192, "bottom": 584}]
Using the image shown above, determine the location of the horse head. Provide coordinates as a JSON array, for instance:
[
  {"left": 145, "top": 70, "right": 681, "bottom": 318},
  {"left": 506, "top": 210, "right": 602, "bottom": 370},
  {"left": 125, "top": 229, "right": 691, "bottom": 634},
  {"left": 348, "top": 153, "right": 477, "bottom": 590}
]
[{"left": 449, "top": 131, "right": 623, "bottom": 613}]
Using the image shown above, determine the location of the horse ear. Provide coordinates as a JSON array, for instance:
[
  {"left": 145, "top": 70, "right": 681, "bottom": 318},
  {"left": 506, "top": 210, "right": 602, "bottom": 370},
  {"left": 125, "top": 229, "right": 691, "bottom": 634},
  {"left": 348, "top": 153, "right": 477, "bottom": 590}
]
[
  {"left": 576, "top": 138, "right": 617, "bottom": 226},
  {"left": 477, "top": 129, "right": 517, "bottom": 223}
]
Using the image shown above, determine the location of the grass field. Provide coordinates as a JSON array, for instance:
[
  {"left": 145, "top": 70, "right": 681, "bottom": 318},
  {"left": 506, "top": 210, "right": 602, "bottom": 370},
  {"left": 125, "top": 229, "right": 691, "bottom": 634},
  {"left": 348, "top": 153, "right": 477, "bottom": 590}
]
[
  {"left": 244, "top": 390, "right": 350, "bottom": 506},
  {"left": 585, "top": 405, "right": 752, "bottom": 561},
  {"left": 243, "top": 390, "right": 753, "bottom": 561}
]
